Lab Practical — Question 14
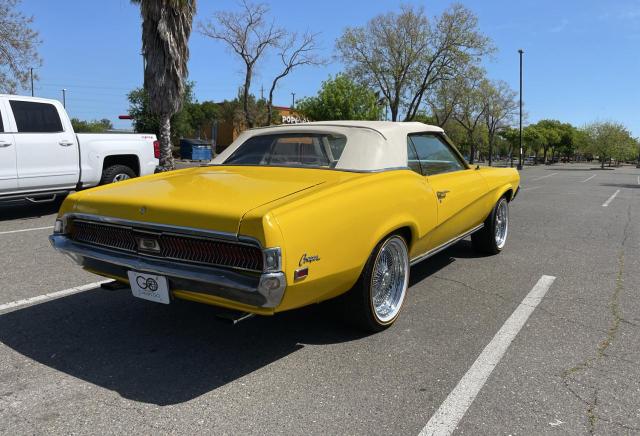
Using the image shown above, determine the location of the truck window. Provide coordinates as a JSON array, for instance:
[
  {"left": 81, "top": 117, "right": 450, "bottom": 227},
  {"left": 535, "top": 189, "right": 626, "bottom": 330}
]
[{"left": 9, "top": 100, "right": 63, "bottom": 133}]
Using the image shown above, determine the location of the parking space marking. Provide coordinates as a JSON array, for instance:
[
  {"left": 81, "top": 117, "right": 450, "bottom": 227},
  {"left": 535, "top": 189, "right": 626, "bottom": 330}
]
[
  {"left": 602, "top": 190, "right": 620, "bottom": 207},
  {"left": 0, "top": 225, "right": 53, "bottom": 236},
  {"left": 530, "top": 173, "right": 557, "bottom": 181},
  {"left": 580, "top": 175, "right": 596, "bottom": 183},
  {"left": 0, "top": 281, "right": 109, "bottom": 313},
  {"left": 419, "top": 275, "right": 556, "bottom": 436}
]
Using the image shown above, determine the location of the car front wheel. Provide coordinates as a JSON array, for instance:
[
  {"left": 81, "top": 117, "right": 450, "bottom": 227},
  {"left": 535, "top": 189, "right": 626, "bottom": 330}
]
[
  {"left": 471, "top": 196, "right": 509, "bottom": 254},
  {"left": 346, "top": 234, "right": 410, "bottom": 332}
]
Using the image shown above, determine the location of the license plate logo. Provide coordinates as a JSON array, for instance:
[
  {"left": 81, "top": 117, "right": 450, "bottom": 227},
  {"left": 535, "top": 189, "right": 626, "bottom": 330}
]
[{"left": 127, "top": 271, "right": 170, "bottom": 304}]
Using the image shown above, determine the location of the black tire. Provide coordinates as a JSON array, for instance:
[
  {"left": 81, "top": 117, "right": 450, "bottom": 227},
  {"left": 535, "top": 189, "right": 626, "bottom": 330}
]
[
  {"left": 100, "top": 164, "right": 136, "bottom": 185},
  {"left": 471, "top": 196, "right": 509, "bottom": 255},
  {"left": 342, "top": 233, "right": 410, "bottom": 332}
]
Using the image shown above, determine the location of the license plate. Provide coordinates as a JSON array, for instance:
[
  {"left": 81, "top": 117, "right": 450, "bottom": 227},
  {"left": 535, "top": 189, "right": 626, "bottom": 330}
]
[{"left": 127, "top": 271, "right": 170, "bottom": 304}]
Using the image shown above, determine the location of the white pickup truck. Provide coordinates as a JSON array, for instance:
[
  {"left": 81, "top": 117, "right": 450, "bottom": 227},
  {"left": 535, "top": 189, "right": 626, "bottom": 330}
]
[{"left": 0, "top": 95, "right": 159, "bottom": 203}]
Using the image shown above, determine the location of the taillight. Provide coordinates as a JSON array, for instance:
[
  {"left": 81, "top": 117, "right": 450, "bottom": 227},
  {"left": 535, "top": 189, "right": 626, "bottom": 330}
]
[{"left": 153, "top": 140, "right": 160, "bottom": 159}]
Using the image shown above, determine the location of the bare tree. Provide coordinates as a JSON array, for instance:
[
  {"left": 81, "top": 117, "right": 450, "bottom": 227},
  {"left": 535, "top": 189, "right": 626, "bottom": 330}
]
[
  {"left": 404, "top": 4, "right": 493, "bottom": 121},
  {"left": 336, "top": 5, "right": 428, "bottom": 122},
  {"left": 199, "top": 1, "right": 284, "bottom": 127},
  {"left": 336, "top": 4, "right": 492, "bottom": 121},
  {"left": 427, "top": 79, "right": 461, "bottom": 127},
  {"left": 482, "top": 79, "right": 517, "bottom": 165},
  {"left": 453, "top": 68, "right": 486, "bottom": 164},
  {"left": 132, "top": 0, "right": 196, "bottom": 171},
  {"left": 266, "top": 32, "right": 323, "bottom": 125},
  {"left": 0, "top": 0, "right": 41, "bottom": 94}
]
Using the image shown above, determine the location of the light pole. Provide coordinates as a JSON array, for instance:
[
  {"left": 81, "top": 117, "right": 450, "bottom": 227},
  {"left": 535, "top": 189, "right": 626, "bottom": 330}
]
[
  {"left": 517, "top": 49, "right": 524, "bottom": 170},
  {"left": 61, "top": 88, "right": 66, "bottom": 108},
  {"left": 30, "top": 68, "right": 34, "bottom": 96},
  {"left": 141, "top": 51, "right": 146, "bottom": 82},
  {"left": 291, "top": 92, "right": 296, "bottom": 108}
]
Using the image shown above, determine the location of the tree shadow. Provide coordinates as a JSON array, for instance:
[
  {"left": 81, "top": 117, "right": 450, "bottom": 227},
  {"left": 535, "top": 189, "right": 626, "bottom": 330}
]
[
  {"left": 0, "top": 196, "right": 65, "bottom": 221},
  {"left": 600, "top": 183, "right": 640, "bottom": 189},
  {"left": 543, "top": 167, "right": 612, "bottom": 171},
  {"left": 0, "top": 239, "right": 480, "bottom": 405}
]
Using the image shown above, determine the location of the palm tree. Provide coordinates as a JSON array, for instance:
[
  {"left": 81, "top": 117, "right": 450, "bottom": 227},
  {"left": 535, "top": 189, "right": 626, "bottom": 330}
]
[{"left": 132, "top": 0, "right": 196, "bottom": 171}]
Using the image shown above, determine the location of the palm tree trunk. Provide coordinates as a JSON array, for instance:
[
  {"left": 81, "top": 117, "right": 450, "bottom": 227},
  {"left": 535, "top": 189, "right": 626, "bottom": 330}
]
[{"left": 158, "top": 114, "right": 174, "bottom": 171}]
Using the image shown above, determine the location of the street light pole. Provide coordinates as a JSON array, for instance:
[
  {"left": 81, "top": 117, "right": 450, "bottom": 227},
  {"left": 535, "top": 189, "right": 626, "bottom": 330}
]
[
  {"left": 62, "top": 89, "right": 66, "bottom": 109},
  {"left": 291, "top": 92, "right": 296, "bottom": 108},
  {"left": 517, "top": 49, "right": 524, "bottom": 170},
  {"left": 30, "top": 68, "right": 34, "bottom": 96}
]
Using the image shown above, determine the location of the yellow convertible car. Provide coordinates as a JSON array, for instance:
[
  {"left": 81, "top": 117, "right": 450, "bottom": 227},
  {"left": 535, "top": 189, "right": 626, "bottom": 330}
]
[{"left": 50, "top": 121, "right": 519, "bottom": 331}]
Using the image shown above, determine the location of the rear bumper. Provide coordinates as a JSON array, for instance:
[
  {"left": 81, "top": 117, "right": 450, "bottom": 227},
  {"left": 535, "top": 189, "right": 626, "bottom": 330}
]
[{"left": 49, "top": 235, "right": 286, "bottom": 308}]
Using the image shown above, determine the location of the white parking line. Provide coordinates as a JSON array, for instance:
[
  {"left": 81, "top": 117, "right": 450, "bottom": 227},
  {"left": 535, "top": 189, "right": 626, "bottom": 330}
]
[
  {"left": 0, "top": 281, "right": 109, "bottom": 313},
  {"left": 0, "top": 225, "right": 53, "bottom": 236},
  {"left": 602, "top": 190, "right": 620, "bottom": 207},
  {"left": 580, "top": 175, "right": 596, "bottom": 183},
  {"left": 530, "top": 173, "right": 557, "bottom": 181},
  {"left": 419, "top": 275, "right": 556, "bottom": 436}
]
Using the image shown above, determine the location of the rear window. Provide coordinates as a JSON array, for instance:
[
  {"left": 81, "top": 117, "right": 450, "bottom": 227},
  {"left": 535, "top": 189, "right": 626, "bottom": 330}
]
[
  {"left": 9, "top": 100, "right": 63, "bottom": 133},
  {"left": 224, "top": 133, "right": 347, "bottom": 168}
]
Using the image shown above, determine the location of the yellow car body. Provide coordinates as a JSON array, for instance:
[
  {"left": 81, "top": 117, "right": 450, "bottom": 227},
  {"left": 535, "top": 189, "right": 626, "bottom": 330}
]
[{"left": 50, "top": 122, "right": 519, "bottom": 320}]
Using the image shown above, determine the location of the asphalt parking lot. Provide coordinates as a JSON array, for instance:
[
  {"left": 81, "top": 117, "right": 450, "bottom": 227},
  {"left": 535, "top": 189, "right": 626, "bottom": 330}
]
[{"left": 1, "top": 163, "right": 638, "bottom": 435}]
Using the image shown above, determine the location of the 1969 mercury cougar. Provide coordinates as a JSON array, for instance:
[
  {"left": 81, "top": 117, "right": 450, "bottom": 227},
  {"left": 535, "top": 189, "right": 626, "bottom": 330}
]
[{"left": 50, "top": 121, "right": 520, "bottom": 331}]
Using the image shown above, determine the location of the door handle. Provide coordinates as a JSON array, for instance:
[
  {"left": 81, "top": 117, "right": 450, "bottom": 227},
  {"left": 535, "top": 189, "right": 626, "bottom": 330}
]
[
  {"left": 59, "top": 140, "right": 74, "bottom": 147},
  {"left": 436, "top": 190, "right": 450, "bottom": 202},
  {"left": 0, "top": 140, "right": 11, "bottom": 147}
]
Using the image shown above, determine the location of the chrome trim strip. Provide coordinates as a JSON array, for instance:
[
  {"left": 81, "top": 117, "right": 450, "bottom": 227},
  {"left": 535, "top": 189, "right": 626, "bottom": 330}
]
[
  {"left": 410, "top": 223, "right": 484, "bottom": 266},
  {"left": 49, "top": 235, "right": 286, "bottom": 308},
  {"left": 64, "top": 213, "right": 259, "bottom": 246},
  {"left": 207, "top": 164, "right": 412, "bottom": 174},
  {"left": 243, "top": 123, "right": 389, "bottom": 139}
]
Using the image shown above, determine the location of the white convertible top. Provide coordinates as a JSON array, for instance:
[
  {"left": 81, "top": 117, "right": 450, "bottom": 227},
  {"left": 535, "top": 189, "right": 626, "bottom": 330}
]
[{"left": 211, "top": 121, "right": 445, "bottom": 171}]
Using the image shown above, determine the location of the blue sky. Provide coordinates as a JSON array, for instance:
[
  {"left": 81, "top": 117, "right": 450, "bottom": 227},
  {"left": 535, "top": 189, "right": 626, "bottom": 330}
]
[{"left": 16, "top": 0, "right": 640, "bottom": 136}]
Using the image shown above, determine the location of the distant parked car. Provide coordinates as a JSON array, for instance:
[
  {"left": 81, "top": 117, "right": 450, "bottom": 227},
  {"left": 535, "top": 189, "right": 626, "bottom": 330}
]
[{"left": 0, "top": 95, "right": 159, "bottom": 203}]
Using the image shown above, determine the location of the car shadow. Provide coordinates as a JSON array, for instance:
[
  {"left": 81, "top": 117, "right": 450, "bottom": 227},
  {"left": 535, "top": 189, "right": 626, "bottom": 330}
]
[
  {"left": 0, "top": 286, "right": 369, "bottom": 405},
  {"left": 0, "top": 238, "right": 480, "bottom": 406},
  {"left": 0, "top": 196, "right": 65, "bottom": 221}
]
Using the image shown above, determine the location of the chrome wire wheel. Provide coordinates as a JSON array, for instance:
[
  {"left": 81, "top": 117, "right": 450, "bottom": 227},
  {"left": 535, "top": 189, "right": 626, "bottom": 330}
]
[
  {"left": 113, "top": 173, "right": 131, "bottom": 182},
  {"left": 494, "top": 199, "right": 509, "bottom": 249},
  {"left": 370, "top": 236, "right": 409, "bottom": 323}
]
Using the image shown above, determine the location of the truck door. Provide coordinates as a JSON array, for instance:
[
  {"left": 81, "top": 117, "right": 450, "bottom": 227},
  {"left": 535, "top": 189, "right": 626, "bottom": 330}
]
[
  {"left": 9, "top": 99, "right": 79, "bottom": 190},
  {"left": 0, "top": 100, "right": 18, "bottom": 192}
]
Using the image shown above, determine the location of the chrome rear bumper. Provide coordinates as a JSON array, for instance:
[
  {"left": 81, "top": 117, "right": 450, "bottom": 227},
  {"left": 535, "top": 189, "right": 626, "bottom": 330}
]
[{"left": 49, "top": 235, "right": 286, "bottom": 308}]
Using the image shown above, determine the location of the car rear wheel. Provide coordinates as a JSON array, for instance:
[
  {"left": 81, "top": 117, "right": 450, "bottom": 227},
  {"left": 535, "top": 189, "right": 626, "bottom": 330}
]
[
  {"left": 345, "top": 234, "right": 409, "bottom": 332},
  {"left": 471, "top": 196, "right": 509, "bottom": 254},
  {"left": 100, "top": 164, "right": 136, "bottom": 185}
]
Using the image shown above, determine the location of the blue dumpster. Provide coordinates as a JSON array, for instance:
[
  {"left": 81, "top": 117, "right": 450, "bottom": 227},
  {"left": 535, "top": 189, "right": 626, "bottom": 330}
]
[{"left": 180, "top": 139, "right": 213, "bottom": 160}]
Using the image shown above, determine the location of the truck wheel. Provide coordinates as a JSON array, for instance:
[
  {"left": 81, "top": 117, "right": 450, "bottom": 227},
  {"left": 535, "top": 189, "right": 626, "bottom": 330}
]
[
  {"left": 471, "top": 196, "right": 509, "bottom": 254},
  {"left": 344, "top": 233, "right": 409, "bottom": 332},
  {"left": 100, "top": 165, "right": 136, "bottom": 185}
]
